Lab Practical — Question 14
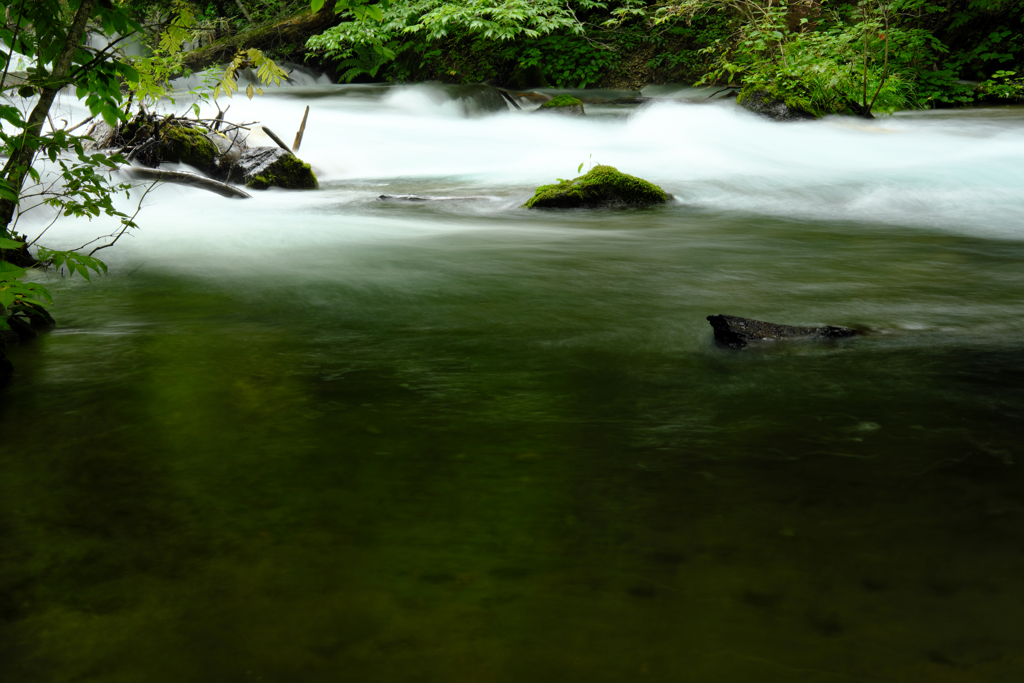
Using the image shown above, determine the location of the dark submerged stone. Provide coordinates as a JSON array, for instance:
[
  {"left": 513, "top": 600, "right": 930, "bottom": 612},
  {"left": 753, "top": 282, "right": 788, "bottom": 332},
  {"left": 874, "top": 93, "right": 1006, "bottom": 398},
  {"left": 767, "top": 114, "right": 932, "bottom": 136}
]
[
  {"left": 707, "top": 314, "right": 859, "bottom": 349},
  {"left": 738, "top": 89, "right": 816, "bottom": 122}
]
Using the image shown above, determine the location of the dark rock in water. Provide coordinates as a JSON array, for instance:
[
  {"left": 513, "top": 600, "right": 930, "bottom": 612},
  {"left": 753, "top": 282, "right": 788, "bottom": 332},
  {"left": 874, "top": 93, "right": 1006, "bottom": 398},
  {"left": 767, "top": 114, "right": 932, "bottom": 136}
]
[
  {"left": 449, "top": 85, "right": 509, "bottom": 115},
  {"left": 535, "top": 95, "right": 585, "bottom": 116},
  {"left": 523, "top": 165, "right": 669, "bottom": 209},
  {"left": 0, "top": 234, "right": 38, "bottom": 268},
  {"left": 4, "top": 302, "right": 55, "bottom": 342},
  {"left": 159, "top": 125, "right": 219, "bottom": 175},
  {"left": 377, "top": 194, "right": 491, "bottom": 202},
  {"left": 738, "top": 89, "right": 816, "bottom": 122},
  {"left": 707, "top": 314, "right": 859, "bottom": 349},
  {"left": 379, "top": 194, "right": 430, "bottom": 201},
  {"left": 226, "top": 147, "right": 318, "bottom": 190}
]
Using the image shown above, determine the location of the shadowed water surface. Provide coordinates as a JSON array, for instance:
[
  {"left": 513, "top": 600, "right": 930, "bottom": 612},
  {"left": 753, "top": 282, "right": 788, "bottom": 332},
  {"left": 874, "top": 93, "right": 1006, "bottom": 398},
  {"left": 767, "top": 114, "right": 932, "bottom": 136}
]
[{"left": 1, "top": 89, "right": 1023, "bottom": 682}]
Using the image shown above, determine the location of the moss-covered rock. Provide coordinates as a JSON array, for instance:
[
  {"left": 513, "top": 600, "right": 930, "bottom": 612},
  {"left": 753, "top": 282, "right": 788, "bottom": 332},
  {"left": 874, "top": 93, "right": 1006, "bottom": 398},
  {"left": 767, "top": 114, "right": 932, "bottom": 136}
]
[
  {"left": 227, "top": 147, "right": 319, "bottom": 191},
  {"left": 523, "top": 165, "right": 668, "bottom": 209},
  {"left": 159, "top": 125, "right": 219, "bottom": 174},
  {"left": 536, "top": 95, "right": 585, "bottom": 116},
  {"left": 738, "top": 88, "right": 816, "bottom": 122}
]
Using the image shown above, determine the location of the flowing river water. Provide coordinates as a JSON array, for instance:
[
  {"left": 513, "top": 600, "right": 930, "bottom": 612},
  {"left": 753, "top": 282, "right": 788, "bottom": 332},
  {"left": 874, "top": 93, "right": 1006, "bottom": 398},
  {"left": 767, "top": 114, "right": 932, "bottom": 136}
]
[{"left": 2, "top": 84, "right": 1024, "bottom": 682}]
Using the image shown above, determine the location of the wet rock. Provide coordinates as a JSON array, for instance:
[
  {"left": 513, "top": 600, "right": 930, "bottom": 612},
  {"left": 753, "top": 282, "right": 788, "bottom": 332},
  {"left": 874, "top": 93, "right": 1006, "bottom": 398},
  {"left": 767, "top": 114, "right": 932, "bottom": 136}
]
[
  {"left": 449, "top": 85, "right": 509, "bottom": 115},
  {"left": 4, "top": 302, "right": 55, "bottom": 341},
  {"left": 226, "top": 147, "right": 318, "bottom": 191},
  {"left": 523, "top": 165, "right": 669, "bottom": 209},
  {"left": 377, "top": 194, "right": 490, "bottom": 202},
  {"left": 535, "top": 95, "right": 585, "bottom": 116},
  {"left": 159, "top": 125, "right": 219, "bottom": 175},
  {"left": 0, "top": 234, "right": 38, "bottom": 268},
  {"left": 738, "top": 89, "right": 816, "bottom": 122},
  {"left": 206, "top": 130, "right": 248, "bottom": 175},
  {"left": 707, "top": 314, "right": 859, "bottom": 348}
]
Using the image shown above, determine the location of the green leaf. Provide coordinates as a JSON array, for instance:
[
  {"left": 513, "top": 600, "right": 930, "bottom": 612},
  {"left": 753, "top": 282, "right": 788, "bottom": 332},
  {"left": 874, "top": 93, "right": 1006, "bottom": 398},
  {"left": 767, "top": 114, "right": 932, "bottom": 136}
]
[
  {"left": 0, "top": 261, "right": 27, "bottom": 279},
  {"left": 0, "top": 237, "right": 23, "bottom": 249},
  {"left": 311, "top": 0, "right": 325, "bottom": 11}
]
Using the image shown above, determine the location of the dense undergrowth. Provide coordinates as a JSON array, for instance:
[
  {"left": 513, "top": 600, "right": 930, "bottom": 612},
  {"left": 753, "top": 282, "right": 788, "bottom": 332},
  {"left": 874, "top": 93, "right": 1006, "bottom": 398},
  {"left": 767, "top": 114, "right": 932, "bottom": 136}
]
[{"left": 297, "top": 0, "right": 1024, "bottom": 115}]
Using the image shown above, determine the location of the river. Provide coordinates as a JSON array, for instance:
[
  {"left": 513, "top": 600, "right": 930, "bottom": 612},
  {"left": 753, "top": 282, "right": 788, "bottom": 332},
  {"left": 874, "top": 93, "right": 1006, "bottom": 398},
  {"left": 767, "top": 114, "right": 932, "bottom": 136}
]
[{"left": 2, "top": 85, "right": 1024, "bottom": 682}]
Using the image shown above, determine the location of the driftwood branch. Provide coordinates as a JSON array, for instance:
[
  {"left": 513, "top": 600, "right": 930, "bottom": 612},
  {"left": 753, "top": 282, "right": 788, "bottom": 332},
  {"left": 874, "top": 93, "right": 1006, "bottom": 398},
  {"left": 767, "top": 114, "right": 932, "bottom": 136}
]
[
  {"left": 65, "top": 114, "right": 95, "bottom": 133},
  {"left": 122, "top": 168, "right": 252, "bottom": 199},
  {"left": 292, "top": 105, "right": 309, "bottom": 151},
  {"left": 261, "top": 126, "right": 292, "bottom": 154}
]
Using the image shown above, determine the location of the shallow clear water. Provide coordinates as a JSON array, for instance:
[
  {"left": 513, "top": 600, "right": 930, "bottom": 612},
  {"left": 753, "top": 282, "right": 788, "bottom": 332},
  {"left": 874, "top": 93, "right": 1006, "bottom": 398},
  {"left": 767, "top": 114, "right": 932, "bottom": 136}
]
[{"left": 2, "top": 87, "right": 1024, "bottom": 682}]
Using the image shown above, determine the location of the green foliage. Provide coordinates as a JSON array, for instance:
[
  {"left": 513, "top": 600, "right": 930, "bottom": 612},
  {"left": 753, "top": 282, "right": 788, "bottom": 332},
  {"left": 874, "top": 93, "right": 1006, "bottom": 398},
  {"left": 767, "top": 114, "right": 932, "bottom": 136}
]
[
  {"left": 657, "top": 0, "right": 1024, "bottom": 114},
  {"left": 307, "top": 0, "right": 587, "bottom": 81},
  {"left": 34, "top": 248, "right": 108, "bottom": 282},
  {"left": 509, "top": 33, "right": 621, "bottom": 89},
  {"left": 0, "top": 238, "right": 52, "bottom": 332},
  {"left": 338, "top": 44, "right": 390, "bottom": 82},
  {"left": 213, "top": 48, "right": 290, "bottom": 99}
]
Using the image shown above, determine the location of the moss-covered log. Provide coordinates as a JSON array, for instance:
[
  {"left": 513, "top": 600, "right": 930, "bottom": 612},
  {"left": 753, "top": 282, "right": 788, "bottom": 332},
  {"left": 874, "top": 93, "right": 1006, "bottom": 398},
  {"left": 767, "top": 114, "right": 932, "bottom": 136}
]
[{"left": 181, "top": 3, "right": 343, "bottom": 73}]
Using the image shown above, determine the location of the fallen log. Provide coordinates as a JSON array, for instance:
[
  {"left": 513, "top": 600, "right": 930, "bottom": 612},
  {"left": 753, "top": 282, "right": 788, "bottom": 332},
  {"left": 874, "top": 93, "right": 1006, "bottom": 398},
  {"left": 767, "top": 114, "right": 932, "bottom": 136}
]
[
  {"left": 707, "top": 314, "right": 860, "bottom": 349},
  {"left": 123, "top": 168, "right": 252, "bottom": 199},
  {"left": 181, "top": 2, "right": 343, "bottom": 74}
]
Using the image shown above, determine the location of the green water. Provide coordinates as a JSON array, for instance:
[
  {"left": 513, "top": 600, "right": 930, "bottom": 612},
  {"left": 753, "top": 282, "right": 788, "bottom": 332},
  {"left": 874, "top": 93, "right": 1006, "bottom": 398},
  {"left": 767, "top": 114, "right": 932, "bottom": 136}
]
[{"left": 3, "top": 205, "right": 1023, "bottom": 681}]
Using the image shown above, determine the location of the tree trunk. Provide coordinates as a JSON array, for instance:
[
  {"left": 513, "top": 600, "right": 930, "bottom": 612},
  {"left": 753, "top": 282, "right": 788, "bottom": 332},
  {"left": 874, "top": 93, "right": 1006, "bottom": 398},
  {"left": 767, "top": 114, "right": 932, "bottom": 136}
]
[{"left": 0, "top": 0, "right": 99, "bottom": 233}]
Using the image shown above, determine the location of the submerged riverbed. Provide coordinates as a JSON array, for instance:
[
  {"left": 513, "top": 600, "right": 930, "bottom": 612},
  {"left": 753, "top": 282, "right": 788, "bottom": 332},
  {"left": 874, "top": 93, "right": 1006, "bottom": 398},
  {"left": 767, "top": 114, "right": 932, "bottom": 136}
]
[{"left": 2, "top": 87, "right": 1024, "bottom": 682}]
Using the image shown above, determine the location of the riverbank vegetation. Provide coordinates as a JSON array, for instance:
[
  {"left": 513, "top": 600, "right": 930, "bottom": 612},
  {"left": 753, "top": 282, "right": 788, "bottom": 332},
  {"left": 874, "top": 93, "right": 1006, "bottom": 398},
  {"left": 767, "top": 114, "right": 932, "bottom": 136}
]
[{"left": 303, "top": 0, "right": 1023, "bottom": 115}]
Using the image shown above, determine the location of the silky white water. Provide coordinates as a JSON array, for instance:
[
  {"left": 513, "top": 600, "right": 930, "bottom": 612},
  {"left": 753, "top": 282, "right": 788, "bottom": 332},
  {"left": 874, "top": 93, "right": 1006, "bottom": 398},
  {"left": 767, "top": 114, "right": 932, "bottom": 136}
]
[{"left": 20, "top": 82, "right": 1024, "bottom": 269}]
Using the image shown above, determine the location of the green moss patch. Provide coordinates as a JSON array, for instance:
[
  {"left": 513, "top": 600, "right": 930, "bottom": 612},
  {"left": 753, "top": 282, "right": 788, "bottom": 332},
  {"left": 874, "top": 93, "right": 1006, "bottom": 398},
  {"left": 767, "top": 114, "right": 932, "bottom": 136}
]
[
  {"left": 537, "top": 95, "right": 585, "bottom": 115},
  {"left": 245, "top": 153, "right": 319, "bottom": 191},
  {"left": 523, "top": 165, "right": 668, "bottom": 209},
  {"left": 160, "top": 126, "right": 218, "bottom": 174}
]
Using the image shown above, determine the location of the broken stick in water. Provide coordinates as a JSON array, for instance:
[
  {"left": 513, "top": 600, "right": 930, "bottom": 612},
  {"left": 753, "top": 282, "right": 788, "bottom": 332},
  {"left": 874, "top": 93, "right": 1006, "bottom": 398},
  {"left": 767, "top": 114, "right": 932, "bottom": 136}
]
[
  {"left": 293, "top": 105, "right": 310, "bottom": 151},
  {"left": 261, "top": 126, "right": 292, "bottom": 154}
]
